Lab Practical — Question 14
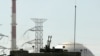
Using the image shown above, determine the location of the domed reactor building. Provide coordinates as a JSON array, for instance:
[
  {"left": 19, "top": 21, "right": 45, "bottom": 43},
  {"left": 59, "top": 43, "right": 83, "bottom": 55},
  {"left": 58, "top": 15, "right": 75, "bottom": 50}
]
[{"left": 55, "top": 42, "right": 94, "bottom": 56}]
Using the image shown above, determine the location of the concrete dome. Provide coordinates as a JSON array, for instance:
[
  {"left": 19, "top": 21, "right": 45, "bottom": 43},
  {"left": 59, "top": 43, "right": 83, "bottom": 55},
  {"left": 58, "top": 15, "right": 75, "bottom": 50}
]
[{"left": 55, "top": 42, "right": 94, "bottom": 56}]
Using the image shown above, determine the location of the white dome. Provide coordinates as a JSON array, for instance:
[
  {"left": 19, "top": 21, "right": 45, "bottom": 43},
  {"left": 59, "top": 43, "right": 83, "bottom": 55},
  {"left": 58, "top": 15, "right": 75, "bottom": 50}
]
[{"left": 55, "top": 42, "right": 94, "bottom": 56}]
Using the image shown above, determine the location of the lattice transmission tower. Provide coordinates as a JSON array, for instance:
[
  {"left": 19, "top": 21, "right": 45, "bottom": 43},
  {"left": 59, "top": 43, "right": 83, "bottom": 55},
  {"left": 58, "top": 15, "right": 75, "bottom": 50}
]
[{"left": 31, "top": 18, "right": 47, "bottom": 53}]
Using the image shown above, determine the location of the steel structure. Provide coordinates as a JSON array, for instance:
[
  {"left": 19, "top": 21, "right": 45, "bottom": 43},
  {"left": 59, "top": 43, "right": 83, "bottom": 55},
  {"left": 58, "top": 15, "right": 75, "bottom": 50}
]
[{"left": 31, "top": 18, "right": 47, "bottom": 53}]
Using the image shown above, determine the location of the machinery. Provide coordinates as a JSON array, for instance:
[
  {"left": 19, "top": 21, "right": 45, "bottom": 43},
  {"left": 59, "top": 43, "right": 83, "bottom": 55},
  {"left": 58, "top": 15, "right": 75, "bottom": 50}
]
[{"left": 9, "top": 36, "right": 81, "bottom": 56}]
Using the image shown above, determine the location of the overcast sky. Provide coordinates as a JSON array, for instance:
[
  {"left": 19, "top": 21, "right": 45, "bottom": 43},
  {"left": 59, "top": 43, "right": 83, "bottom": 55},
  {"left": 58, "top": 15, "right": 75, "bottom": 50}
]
[{"left": 0, "top": 0, "right": 100, "bottom": 56}]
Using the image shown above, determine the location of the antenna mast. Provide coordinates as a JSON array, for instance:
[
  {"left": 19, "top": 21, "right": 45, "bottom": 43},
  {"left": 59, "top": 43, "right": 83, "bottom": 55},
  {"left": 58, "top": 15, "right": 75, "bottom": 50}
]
[{"left": 74, "top": 0, "right": 77, "bottom": 52}]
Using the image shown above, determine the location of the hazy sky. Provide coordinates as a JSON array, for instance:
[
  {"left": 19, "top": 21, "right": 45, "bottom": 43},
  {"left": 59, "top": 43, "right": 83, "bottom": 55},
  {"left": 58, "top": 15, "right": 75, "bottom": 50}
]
[{"left": 0, "top": 0, "right": 100, "bottom": 56}]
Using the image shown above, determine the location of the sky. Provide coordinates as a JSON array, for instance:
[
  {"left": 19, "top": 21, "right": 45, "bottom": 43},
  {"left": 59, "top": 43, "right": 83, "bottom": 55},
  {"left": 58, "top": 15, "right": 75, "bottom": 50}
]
[{"left": 0, "top": 0, "right": 100, "bottom": 56}]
